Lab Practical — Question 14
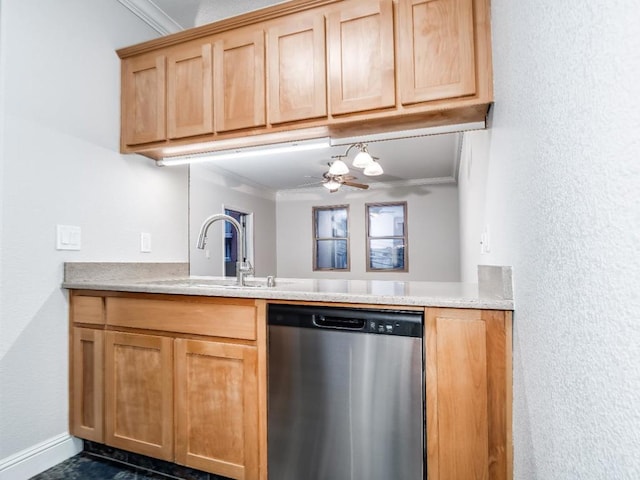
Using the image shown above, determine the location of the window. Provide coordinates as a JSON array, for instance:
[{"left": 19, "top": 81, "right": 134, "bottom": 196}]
[
  {"left": 366, "top": 202, "right": 407, "bottom": 271},
  {"left": 313, "top": 205, "right": 349, "bottom": 271}
]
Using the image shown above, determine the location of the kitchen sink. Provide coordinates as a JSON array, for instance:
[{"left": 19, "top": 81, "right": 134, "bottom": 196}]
[{"left": 146, "top": 277, "right": 270, "bottom": 289}]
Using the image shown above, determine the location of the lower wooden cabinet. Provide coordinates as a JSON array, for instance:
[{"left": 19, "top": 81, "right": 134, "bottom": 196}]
[
  {"left": 104, "top": 331, "right": 174, "bottom": 460},
  {"left": 70, "top": 327, "right": 104, "bottom": 442},
  {"left": 175, "top": 339, "right": 259, "bottom": 479},
  {"left": 425, "top": 308, "right": 512, "bottom": 480},
  {"left": 70, "top": 292, "right": 512, "bottom": 480},
  {"left": 69, "top": 292, "right": 263, "bottom": 480}
]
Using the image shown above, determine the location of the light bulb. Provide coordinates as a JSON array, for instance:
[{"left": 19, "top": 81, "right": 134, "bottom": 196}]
[
  {"left": 363, "top": 160, "right": 384, "bottom": 176},
  {"left": 352, "top": 149, "right": 374, "bottom": 169},
  {"left": 328, "top": 159, "right": 349, "bottom": 175}
]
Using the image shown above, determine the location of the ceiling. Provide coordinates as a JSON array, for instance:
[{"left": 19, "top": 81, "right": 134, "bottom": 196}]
[
  {"left": 117, "top": 0, "right": 477, "bottom": 192},
  {"left": 189, "top": 133, "right": 464, "bottom": 192}
]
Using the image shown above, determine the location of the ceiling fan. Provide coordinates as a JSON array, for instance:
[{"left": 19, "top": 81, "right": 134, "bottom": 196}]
[
  {"left": 321, "top": 171, "right": 370, "bottom": 193},
  {"left": 304, "top": 143, "right": 383, "bottom": 192}
]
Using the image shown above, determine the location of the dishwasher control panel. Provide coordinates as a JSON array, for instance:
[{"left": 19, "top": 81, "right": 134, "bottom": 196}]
[{"left": 269, "top": 304, "right": 423, "bottom": 338}]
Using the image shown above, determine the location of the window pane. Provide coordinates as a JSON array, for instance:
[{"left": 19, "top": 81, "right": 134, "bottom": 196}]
[
  {"left": 316, "top": 208, "right": 348, "bottom": 238},
  {"left": 369, "top": 238, "right": 405, "bottom": 270},
  {"left": 368, "top": 204, "right": 405, "bottom": 237},
  {"left": 316, "top": 239, "right": 348, "bottom": 269}
]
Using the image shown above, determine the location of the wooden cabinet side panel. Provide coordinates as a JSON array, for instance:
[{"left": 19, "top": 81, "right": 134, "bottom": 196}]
[
  {"left": 167, "top": 42, "right": 214, "bottom": 139},
  {"left": 425, "top": 309, "right": 440, "bottom": 479},
  {"left": 104, "top": 332, "right": 174, "bottom": 460},
  {"left": 71, "top": 327, "right": 104, "bottom": 442},
  {"left": 327, "top": 0, "right": 395, "bottom": 115},
  {"left": 214, "top": 29, "right": 266, "bottom": 132},
  {"left": 175, "top": 339, "right": 259, "bottom": 479},
  {"left": 398, "top": 0, "right": 476, "bottom": 105},
  {"left": 122, "top": 54, "right": 166, "bottom": 146},
  {"left": 267, "top": 14, "right": 327, "bottom": 124},
  {"left": 255, "top": 300, "right": 268, "bottom": 480},
  {"left": 486, "top": 310, "right": 511, "bottom": 480}
]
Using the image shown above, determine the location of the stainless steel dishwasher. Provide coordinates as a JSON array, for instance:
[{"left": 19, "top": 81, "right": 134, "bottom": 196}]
[{"left": 267, "top": 304, "right": 424, "bottom": 480}]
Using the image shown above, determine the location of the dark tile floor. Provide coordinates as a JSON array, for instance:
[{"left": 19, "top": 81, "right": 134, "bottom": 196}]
[
  {"left": 30, "top": 453, "right": 170, "bottom": 479},
  {"left": 30, "top": 441, "right": 231, "bottom": 480}
]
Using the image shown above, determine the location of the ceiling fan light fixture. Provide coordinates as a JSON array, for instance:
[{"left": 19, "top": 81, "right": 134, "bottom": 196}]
[
  {"left": 352, "top": 146, "right": 374, "bottom": 168},
  {"left": 323, "top": 179, "right": 341, "bottom": 190},
  {"left": 363, "top": 160, "right": 384, "bottom": 176},
  {"left": 328, "top": 159, "right": 349, "bottom": 175}
]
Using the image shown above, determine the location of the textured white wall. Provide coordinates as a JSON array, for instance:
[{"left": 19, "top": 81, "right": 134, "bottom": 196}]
[
  {"left": 0, "top": 0, "right": 188, "bottom": 466},
  {"left": 189, "top": 166, "right": 277, "bottom": 277},
  {"left": 276, "top": 184, "right": 460, "bottom": 281},
  {"left": 459, "top": 0, "right": 640, "bottom": 477},
  {"left": 458, "top": 130, "right": 491, "bottom": 282}
]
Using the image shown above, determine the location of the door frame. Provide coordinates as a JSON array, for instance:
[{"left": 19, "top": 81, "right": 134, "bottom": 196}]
[{"left": 221, "top": 204, "right": 255, "bottom": 276}]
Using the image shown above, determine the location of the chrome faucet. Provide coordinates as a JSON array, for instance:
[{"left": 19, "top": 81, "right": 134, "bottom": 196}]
[{"left": 196, "top": 213, "right": 254, "bottom": 286}]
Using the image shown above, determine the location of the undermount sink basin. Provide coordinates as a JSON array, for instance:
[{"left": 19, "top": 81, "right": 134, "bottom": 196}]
[{"left": 148, "top": 278, "right": 269, "bottom": 289}]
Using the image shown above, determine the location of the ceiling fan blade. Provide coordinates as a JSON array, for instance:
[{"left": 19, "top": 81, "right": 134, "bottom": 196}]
[{"left": 343, "top": 181, "right": 369, "bottom": 190}]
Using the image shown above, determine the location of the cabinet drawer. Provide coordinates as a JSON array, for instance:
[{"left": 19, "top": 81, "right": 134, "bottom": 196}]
[
  {"left": 106, "top": 297, "right": 257, "bottom": 340},
  {"left": 72, "top": 296, "right": 105, "bottom": 325}
]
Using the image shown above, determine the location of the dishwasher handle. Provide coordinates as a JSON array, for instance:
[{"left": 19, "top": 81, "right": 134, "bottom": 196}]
[{"left": 312, "top": 314, "right": 366, "bottom": 330}]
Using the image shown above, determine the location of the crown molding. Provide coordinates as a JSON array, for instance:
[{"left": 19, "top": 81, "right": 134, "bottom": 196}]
[
  {"left": 196, "top": 164, "right": 277, "bottom": 201},
  {"left": 277, "top": 176, "right": 457, "bottom": 198},
  {"left": 117, "top": 0, "right": 184, "bottom": 36},
  {"left": 117, "top": 0, "right": 342, "bottom": 57}
]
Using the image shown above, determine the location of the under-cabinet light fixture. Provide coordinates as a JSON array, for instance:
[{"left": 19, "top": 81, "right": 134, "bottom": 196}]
[{"left": 157, "top": 137, "right": 331, "bottom": 167}]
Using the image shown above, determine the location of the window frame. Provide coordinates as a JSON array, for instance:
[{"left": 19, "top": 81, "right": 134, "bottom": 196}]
[
  {"left": 312, "top": 204, "right": 350, "bottom": 272},
  {"left": 365, "top": 201, "right": 408, "bottom": 272}
]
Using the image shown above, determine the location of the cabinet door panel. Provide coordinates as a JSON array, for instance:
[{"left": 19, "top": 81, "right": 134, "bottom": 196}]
[
  {"left": 399, "top": 0, "right": 476, "bottom": 104},
  {"left": 70, "top": 327, "right": 104, "bottom": 442},
  {"left": 267, "top": 13, "right": 327, "bottom": 124},
  {"left": 175, "top": 339, "right": 259, "bottom": 480},
  {"left": 426, "top": 308, "right": 510, "bottom": 480},
  {"left": 167, "top": 42, "right": 213, "bottom": 139},
  {"left": 105, "top": 332, "right": 173, "bottom": 460},
  {"left": 214, "top": 29, "right": 266, "bottom": 132},
  {"left": 122, "top": 53, "right": 166, "bottom": 146},
  {"left": 328, "top": 0, "right": 395, "bottom": 115}
]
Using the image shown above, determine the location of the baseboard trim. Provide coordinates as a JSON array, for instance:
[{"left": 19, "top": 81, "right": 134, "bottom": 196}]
[{"left": 0, "top": 433, "right": 82, "bottom": 480}]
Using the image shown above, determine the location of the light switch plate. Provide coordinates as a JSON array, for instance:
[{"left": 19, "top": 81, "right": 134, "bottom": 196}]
[{"left": 56, "top": 225, "right": 81, "bottom": 250}]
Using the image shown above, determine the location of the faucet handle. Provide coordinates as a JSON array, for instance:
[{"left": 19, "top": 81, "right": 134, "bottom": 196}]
[{"left": 239, "top": 260, "right": 253, "bottom": 274}]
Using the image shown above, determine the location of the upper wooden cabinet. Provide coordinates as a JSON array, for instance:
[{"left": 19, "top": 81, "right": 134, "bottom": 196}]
[
  {"left": 267, "top": 12, "right": 327, "bottom": 124},
  {"left": 166, "top": 41, "right": 213, "bottom": 139},
  {"left": 398, "top": 0, "right": 477, "bottom": 104},
  {"left": 117, "top": 0, "right": 493, "bottom": 159},
  {"left": 327, "top": 0, "right": 395, "bottom": 115},
  {"left": 121, "top": 52, "right": 166, "bottom": 147},
  {"left": 214, "top": 28, "right": 266, "bottom": 132}
]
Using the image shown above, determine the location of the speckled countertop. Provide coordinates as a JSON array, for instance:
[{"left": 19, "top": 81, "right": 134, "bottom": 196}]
[{"left": 62, "top": 262, "right": 514, "bottom": 310}]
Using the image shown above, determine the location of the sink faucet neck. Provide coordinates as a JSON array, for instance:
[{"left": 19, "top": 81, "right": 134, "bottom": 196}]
[{"left": 196, "top": 213, "right": 253, "bottom": 285}]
